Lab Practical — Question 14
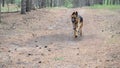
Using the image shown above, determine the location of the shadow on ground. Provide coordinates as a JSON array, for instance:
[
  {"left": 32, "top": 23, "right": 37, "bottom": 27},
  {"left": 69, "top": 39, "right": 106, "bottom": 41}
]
[{"left": 25, "top": 32, "right": 97, "bottom": 47}]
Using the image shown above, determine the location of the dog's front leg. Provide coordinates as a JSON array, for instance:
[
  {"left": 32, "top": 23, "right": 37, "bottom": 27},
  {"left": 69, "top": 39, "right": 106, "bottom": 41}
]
[
  {"left": 74, "top": 24, "right": 80, "bottom": 38},
  {"left": 79, "top": 22, "right": 83, "bottom": 36}
]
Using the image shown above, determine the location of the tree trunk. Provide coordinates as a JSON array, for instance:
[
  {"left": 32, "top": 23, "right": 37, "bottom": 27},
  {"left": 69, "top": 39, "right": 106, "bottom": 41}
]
[
  {"left": 38, "top": 0, "right": 42, "bottom": 9},
  {"left": 2, "top": 0, "right": 5, "bottom": 7},
  {"left": 0, "top": 0, "right": 2, "bottom": 23},
  {"left": 41, "top": 0, "right": 46, "bottom": 8},
  {"left": 10, "top": 0, "right": 15, "bottom": 4},
  {"left": 21, "top": 0, "right": 26, "bottom": 14},
  {"left": 50, "top": 0, "right": 52, "bottom": 7},
  {"left": 26, "top": 0, "right": 31, "bottom": 12},
  {"left": 73, "top": 0, "right": 78, "bottom": 8},
  {"left": 86, "top": 0, "right": 90, "bottom": 6},
  {"left": 31, "top": 0, "right": 36, "bottom": 10}
]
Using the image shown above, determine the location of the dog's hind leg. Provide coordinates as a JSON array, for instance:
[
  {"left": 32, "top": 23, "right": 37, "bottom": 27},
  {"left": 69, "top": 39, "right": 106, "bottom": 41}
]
[
  {"left": 79, "top": 22, "right": 83, "bottom": 36},
  {"left": 80, "top": 28, "right": 82, "bottom": 36}
]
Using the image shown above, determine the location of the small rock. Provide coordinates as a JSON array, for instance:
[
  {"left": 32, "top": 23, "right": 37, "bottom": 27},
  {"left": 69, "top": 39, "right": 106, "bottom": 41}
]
[
  {"left": 118, "top": 32, "right": 120, "bottom": 34},
  {"left": 77, "top": 53, "right": 79, "bottom": 55},
  {"left": 44, "top": 46, "right": 47, "bottom": 48},
  {"left": 8, "top": 50, "right": 11, "bottom": 52},
  {"left": 106, "top": 60, "right": 110, "bottom": 62},
  {"left": 41, "top": 53, "right": 44, "bottom": 56},
  {"left": 77, "top": 48, "right": 79, "bottom": 49},
  {"left": 39, "top": 47, "right": 41, "bottom": 49},
  {"left": 95, "top": 66, "right": 98, "bottom": 68},
  {"left": 32, "top": 33, "right": 35, "bottom": 37},
  {"left": 18, "top": 59, "right": 20, "bottom": 61},
  {"left": 85, "top": 64, "right": 87, "bottom": 66},
  {"left": 116, "top": 32, "right": 120, "bottom": 34},
  {"left": 1, "top": 64, "right": 6, "bottom": 68},
  {"left": 102, "top": 30, "right": 104, "bottom": 32},
  {"left": 48, "top": 49, "right": 51, "bottom": 52},
  {"left": 28, "top": 53, "right": 33, "bottom": 56},
  {"left": 111, "top": 35, "right": 114, "bottom": 38},
  {"left": 38, "top": 61, "right": 42, "bottom": 63},
  {"left": 110, "top": 25, "right": 112, "bottom": 28},
  {"left": 15, "top": 48, "right": 17, "bottom": 51},
  {"left": 36, "top": 45, "right": 38, "bottom": 47},
  {"left": 99, "top": 60, "right": 102, "bottom": 62},
  {"left": 35, "top": 40, "right": 38, "bottom": 42}
]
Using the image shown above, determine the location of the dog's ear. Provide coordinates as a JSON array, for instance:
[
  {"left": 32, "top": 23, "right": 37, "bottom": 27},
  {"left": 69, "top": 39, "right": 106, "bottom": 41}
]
[
  {"left": 76, "top": 11, "right": 78, "bottom": 16},
  {"left": 72, "top": 12, "right": 75, "bottom": 15}
]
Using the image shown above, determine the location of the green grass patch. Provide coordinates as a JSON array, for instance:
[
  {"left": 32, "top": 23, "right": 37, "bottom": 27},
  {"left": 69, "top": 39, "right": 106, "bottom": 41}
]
[
  {"left": 90, "top": 4, "right": 120, "bottom": 10},
  {"left": 54, "top": 57, "right": 64, "bottom": 61},
  {"left": 46, "top": 7, "right": 68, "bottom": 10},
  {"left": 106, "top": 35, "right": 120, "bottom": 45},
  {"left": 1, "top": 4, "right": 21, "bottom": 12}
]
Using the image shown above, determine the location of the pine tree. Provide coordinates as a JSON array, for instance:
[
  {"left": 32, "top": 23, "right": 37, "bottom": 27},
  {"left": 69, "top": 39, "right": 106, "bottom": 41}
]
[
  {"left": 0, "top": 0, "right": 1, "bottom": 23},
  {"left": 21, "top": 0, "right": 26, "bottom": 14}
]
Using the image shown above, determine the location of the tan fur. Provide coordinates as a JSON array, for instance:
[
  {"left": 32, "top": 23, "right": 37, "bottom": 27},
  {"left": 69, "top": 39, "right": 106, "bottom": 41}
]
[{"left": 71, "top": 11, "right": 83, "bottom": 38}]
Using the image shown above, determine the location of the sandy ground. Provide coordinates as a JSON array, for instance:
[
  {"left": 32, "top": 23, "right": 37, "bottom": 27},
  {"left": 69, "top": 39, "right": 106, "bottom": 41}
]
[{"left": 0, "top": 8, "right": 120, "bottom": 68}]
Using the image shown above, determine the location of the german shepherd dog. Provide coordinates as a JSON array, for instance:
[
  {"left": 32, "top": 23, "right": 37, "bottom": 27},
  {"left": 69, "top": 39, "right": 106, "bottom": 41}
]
[{"left": 71, "top": 11, "right": 83, "bottom": 38}]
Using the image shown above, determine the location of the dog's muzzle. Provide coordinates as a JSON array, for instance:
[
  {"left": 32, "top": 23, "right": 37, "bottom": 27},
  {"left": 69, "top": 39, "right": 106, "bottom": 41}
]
[
  {"left": 71, "top": 18, "right": 75, "bottom": 23},
  {"left": 73, "top": 28, "right": 76, "bottom": 30}
]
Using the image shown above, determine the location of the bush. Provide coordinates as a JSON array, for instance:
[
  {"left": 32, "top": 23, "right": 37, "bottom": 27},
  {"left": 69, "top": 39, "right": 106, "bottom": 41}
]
[{"left": 64, "top": 0, "right": 73, "bottom": 8}]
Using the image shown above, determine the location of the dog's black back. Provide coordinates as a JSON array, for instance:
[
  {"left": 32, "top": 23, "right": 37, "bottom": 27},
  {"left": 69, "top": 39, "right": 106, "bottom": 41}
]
[{"left": 79, "top": 15, "right": 83, "bottom": 22}]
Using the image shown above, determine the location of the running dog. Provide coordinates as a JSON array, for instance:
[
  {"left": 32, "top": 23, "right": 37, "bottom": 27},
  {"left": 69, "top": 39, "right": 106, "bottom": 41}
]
[{"left": 71, "top": 11, "right": 83, "bottom": 38}]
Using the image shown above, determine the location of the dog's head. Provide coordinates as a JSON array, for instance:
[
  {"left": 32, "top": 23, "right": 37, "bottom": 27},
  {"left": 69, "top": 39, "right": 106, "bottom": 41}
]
[{"left": 71, "top": 11, "right": 78, "bottom": 23}]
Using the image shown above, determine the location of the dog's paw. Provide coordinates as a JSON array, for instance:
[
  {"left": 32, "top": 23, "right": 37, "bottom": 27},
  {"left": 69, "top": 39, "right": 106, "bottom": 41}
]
[{"left": 75, "top": 35, "right": 78, "bottom": 38}]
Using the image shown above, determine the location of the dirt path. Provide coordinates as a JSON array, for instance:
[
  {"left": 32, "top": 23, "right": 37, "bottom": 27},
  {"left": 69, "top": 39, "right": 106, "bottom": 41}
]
[{"left": 0, "top": 8, "right": 120, "bottom": 68}]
